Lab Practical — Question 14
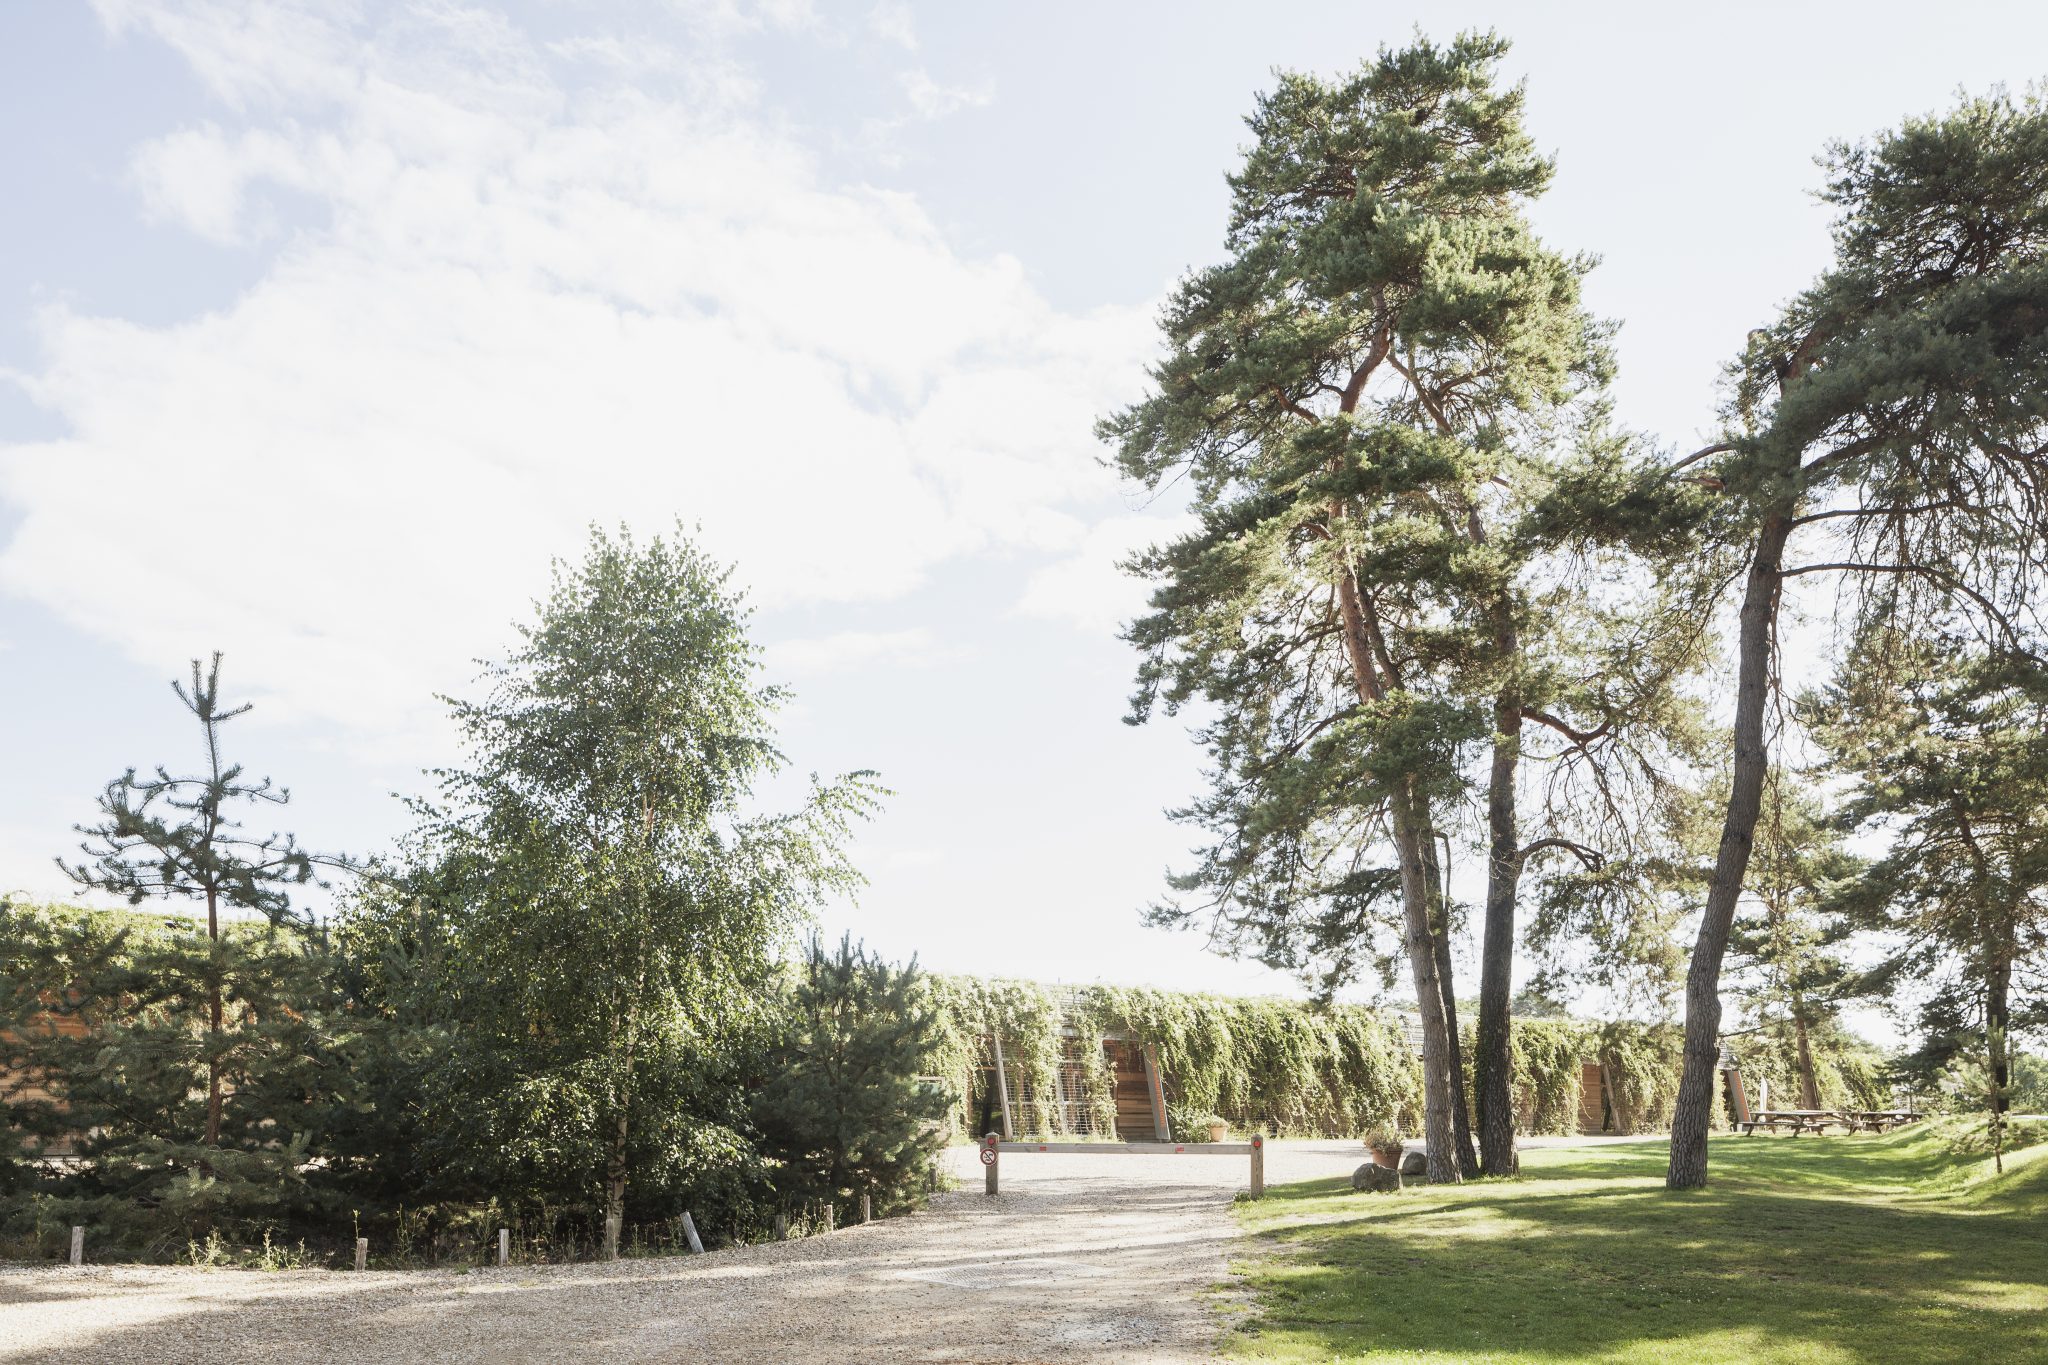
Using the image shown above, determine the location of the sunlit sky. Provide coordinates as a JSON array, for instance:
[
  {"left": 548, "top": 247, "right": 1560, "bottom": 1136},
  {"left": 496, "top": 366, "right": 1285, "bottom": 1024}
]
[{"left": 5, "top": 2, "right": 2045, "bottom": 1033}]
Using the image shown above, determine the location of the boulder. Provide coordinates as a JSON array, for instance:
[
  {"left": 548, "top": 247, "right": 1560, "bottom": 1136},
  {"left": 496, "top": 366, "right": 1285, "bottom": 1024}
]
[
  {"left": 1351, "top": 1162, "right": 1402, "bottom": 1194},
  {"left": 1398, "top": 1149, "right": 1426, "bottom": 1178}
]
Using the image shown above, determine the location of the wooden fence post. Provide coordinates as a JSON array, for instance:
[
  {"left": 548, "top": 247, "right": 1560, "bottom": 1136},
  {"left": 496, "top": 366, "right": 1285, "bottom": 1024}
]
[
  {"left": 991, "top": 1033, "right": 1016, "bottom": 1139},
  {"left": 984, "top": 1131, "right": 999, "bottom": 1196},
  {"left": 497, "top": 1227, "right": 509, "bottom": 1267},
  {"left": 861, "top": 1193, "right": 872, "bottom": 1224},
  {"left": 354, "top": 1238, "right": 367, "bottom": 1272},
  {"left": 1250, "top": 1133, "right": 1265, "bottom": 1198},
  {"left": 681, "top": 1211, "right": 704, "bottom": 1254},
  {"left": 823, "top": 1203, "right": 836, "bottom": 1232},
  {"left": 773, "top": 1213, "right": 788, "bottom": 1241},
  {"left": 69, "top": 1226, "right": 83, "bottom": 1267},
  {"left": 603, "top": 1214, "right": 620, "bottom": 1260}
]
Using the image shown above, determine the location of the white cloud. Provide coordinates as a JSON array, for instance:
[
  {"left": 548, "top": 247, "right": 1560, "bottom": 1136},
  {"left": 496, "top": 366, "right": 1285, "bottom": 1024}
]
[
  {"left": 767, "top": 627, "right": 950, "bottom": 674},
  {"left": 4, "top": 2, "right": 1152, "bottom": 747},
  {"left": 866, "top": 1, "right": 917, "bottom": 50},
  {"left": 1016, "top": 512, "right": 1188, "bottom": 635},
  {"left": 900, "top": 68, "right": 991, "bottom": 120}
]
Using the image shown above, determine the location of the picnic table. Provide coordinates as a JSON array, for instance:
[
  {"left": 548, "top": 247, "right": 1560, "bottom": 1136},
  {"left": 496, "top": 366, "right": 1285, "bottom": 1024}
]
[
  {"left": 1738, "top": 1108, "right": 1922, "bottom": 1136},
  {"left": 1740, "top": 1109, "right": 1844, "bottom": 1136}
]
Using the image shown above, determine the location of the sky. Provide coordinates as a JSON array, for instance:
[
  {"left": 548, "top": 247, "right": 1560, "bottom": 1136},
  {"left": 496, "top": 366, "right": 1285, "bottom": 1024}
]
[{"left": 4, "top": 1, "right": 2046, "bottom": 1024}]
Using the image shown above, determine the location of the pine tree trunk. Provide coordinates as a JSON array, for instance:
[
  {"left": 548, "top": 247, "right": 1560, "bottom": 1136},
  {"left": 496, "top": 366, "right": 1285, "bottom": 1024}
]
[
  {"left": 1421, "top": 830, "right": 1480, "bottom": 1178},
  {"left": 1334, "top": 569, "right": 1461, "bottom": 1184},
  {"left": 1669, "top": 509, "right": 1794, "bottom": 1189},
  {"left": 1391, "top": 790, "right": 1463, "bottom": 1184},
  {"left": 1987, "top": 954, "right": 2011, "bottom": 1116},
  {"left": 1476, "top": 691, "right": 1523, "bottom": 1175},
  {"left": 1791, "top": 999, "right": 1822, "bottom": 1111},
  {"left": 205, "top": 884, "right": 223, "bottom": 1149}
]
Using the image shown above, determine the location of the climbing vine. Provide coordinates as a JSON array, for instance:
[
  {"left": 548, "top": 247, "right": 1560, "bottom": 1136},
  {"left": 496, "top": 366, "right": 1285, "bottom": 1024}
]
[
  {"left": 1507, "top": 1019, "right": 1586, "bottom": 1135},
  {"left": 1595, "top": 1020, "right": 1686, "bottom": 1133},
  {"left": 919, "top": 976, "right": 1883, "bottom": 1143},
  {"left": 921, "top": 977, "right": 1420, "bottom": 1139}
]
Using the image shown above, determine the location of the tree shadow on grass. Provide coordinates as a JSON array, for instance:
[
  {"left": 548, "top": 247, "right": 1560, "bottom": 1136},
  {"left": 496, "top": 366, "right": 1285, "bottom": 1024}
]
[{"left": 1233, "top": 1143, "right": 2047, "bottom": 1364}]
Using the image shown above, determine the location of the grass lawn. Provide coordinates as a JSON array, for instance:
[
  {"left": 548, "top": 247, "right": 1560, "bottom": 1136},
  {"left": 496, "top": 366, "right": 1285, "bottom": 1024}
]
[{"left": 1224, "top": 1120, "right": 2048, "bottom": 1364}]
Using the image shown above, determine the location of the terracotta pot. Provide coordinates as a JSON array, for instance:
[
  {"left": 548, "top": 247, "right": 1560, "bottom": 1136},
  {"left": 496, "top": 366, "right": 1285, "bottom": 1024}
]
[
  {"left": 1370, "top": 1146, "right": 1402, "bottom": 1169},
  {"left": 1206, "top": 1122, "right": 1229, "bottom": 1142}
]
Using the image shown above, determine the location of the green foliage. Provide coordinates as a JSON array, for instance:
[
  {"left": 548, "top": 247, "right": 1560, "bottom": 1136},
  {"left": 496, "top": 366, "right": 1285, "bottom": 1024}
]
[
  {"left": 383, "top": 523, "right": 878, "bottom": 1238},
  {"left": 4, "top": 657, "right": 348, "bottom": 1255},
  {"left": 753, "top": 936, "right": 952, "bottom": 1215},
  {"left": 1506, "top": 1019, "right": 1583, "bottom": 1135},
  {"left": 1593, "top": 1020, "right": 1685, "bottom": 1134},
  {"left": 0, "top": 902, "right": 358, "bottom": 1256}
]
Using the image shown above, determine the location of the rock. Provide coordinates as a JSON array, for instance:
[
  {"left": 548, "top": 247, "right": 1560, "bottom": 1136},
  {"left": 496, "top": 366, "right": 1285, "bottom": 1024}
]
[
  {"left": 1399, "top": 1150, "right": 1426, "bottom": 1178},
  {"left": 1351, "top": 1162, "right": 1402, "bottom": 1194}
]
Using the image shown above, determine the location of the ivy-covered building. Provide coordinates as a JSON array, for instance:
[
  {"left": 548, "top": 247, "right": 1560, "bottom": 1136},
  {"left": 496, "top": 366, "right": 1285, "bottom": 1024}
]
[{"left": 918, "top": 976, "right": 1890, "bottom": 1143}]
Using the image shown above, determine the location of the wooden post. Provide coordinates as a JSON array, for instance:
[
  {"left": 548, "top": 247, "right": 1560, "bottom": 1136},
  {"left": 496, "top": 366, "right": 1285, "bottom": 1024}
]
[
  {"left": 1142, "top": 1043, "right": 1171, "bottom": 1140},
  {"left": 773, "top": 1213, "right": 788, "bottom": 1241},
  {"left": 991, "top": 1032, "right": 1016, "bottom": 1140},
  {"left": 603, "top": 1214, "right": 621, "bottom": 1260},
  {"left": 69, "top": 1226, "right": 83, "bottom": 1267},
  {"left": 984, "top": 1131, "right": 1000, "bottom": 1196},
  {"left": 497, "top": 1227, "right": 509, "bottom": 1266},
  {"left": 1250, "top": 1133, "right": 1265, "bottom": 1199},
  {"left": 681, "top": 1211, "right": 704, "bottom": 1254},
  {"left": 354, "top": 1237, "right": 367, "bottom": 1272},
  {"left": 823, "top": 1203, "right": 836, "bottom": 1232},
  {"left": 860, "top": 1192, "right": 872, "bottom": 1224}
]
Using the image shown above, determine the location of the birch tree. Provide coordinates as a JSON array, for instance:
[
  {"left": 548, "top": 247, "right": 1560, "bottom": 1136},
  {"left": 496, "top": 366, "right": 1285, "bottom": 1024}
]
[{"left": 420, "top": 525, "right": 876, "bottom": 1250}]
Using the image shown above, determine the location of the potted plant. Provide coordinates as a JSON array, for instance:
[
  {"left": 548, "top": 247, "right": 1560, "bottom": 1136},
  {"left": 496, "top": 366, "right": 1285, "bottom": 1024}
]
[
  {"left": 1200, "top": 1114, "right": 1229, "bottom": 1142},
  {"left": 1362, "top": 1125, "right": 1404, "bottom": 1168}
]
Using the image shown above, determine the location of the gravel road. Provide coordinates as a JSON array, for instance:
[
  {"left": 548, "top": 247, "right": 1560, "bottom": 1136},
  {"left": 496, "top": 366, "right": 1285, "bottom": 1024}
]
[
  {"left": 0, "top": 1141, "right": 1369, "bottom": 1365},
  {"left": 1, "top": 1137, "right": 1646, "bottom": 1364}
]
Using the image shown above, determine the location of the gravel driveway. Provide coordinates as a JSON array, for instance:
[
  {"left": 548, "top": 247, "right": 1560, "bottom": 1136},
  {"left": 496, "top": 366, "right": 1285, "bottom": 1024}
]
[
  {"left": 0, "top": 1142, "right": 1340, "bottom": 1365},
  {"left": 0, "top": 1137, "right": 1643, "bottom": 1364}
]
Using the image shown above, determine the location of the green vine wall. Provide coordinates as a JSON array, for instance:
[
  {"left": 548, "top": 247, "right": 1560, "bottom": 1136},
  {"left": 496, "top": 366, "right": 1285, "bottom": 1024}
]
[{"left": 919, "top": 976, "right": 1881, "bottom": 1143}]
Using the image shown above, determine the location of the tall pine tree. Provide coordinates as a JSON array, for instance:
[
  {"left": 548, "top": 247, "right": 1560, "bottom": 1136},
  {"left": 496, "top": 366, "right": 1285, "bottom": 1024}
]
[
  {"left": 1664, "top": 92, "right": 2048, "bottom": 1187},
  {"left": 1104, "top": 33, "right": 1692, "bottom": 1179},
  {"left": 17, "top": 656, "right": 346, "bottom": 1248}
]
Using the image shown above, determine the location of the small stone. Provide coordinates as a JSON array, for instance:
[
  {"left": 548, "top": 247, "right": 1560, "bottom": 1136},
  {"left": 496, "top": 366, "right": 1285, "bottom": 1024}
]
[{"left": 1351, "top": 1162, "right": 1402, "bottom": 1193}]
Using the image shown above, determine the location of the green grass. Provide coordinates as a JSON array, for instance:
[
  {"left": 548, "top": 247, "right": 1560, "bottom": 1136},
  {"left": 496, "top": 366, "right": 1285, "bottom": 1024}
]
[{"left": 1225, "top": 1122, "right": 2048, "bottom": 1364}]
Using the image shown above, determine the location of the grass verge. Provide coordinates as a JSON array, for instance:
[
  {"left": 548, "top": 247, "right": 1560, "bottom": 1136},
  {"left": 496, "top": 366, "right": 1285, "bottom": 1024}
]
[{"left": 1225, "top": 1121, "right": 2048, "bottom": 1364}]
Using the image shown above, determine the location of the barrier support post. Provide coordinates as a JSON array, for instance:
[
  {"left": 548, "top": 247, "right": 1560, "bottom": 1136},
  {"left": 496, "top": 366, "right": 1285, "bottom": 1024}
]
[
  {"left": 1250, "top": 1133, "right": 1265, "bottom": 1198},
  {"left": 983, "top": 1131, "right": 1000, "bottom": 1196}
]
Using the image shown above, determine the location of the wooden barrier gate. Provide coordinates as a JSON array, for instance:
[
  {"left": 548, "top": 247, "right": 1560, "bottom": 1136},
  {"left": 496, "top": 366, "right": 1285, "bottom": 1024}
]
[{"left": 980, "top": 1132, "right": 1265, "bottom": 1198}]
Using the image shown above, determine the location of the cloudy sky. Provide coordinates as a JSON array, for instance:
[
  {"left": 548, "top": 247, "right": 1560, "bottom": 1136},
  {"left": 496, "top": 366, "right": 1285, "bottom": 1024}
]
[{"left": 4, "top": 0, "right": 2046, "bottom": 1010}]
